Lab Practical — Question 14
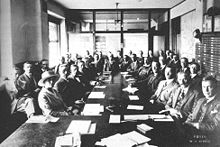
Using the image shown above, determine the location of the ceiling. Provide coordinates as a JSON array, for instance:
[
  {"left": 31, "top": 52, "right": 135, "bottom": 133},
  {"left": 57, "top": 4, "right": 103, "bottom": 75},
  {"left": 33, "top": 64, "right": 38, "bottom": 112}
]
[{"left": 53, "top": 0, "right": 185, "bottom": 9}]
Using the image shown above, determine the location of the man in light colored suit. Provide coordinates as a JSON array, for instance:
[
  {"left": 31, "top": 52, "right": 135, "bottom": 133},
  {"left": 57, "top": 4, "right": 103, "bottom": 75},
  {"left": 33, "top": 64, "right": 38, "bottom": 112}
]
[
  {"left": 149, "top": 65, "right": 179, "bottom": 112},
  {"left": 161, "top": 71, "right": 199, "bottom": 121},
  {"left": 0, "top": 65, "right": 35, "bottom": 118}
]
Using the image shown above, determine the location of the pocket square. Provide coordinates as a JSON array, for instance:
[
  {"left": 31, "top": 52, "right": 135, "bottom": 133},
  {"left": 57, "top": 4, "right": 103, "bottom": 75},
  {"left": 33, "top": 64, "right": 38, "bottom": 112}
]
[{"left": 211, "top": 109, "right": 218, "bottom": 115}]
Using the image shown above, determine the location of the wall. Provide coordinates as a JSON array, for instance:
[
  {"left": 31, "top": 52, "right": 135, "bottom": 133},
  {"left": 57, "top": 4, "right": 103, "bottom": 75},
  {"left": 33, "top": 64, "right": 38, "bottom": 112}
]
[
  {"left": 0, "top": 0, "right": 13, "bottom": 76},
  {"left": 0, "top": 0, "right": 49, "bottom": 77},
  {"left": 170, "top": 0, "right": 203, "bottom": 61}
]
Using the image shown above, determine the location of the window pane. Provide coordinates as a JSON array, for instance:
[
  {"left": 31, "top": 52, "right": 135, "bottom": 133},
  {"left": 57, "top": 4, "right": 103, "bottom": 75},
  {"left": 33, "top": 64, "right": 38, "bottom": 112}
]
[
  {"left": 69, "top": 33, "right": 93, "bottom": 58},
  {"left": 124, "top": 33, "right": 148, "bottom": 56},
  {"left": 123, "top": 10, "right": 149, "bottom": 31},
  {"left": 203, "top": 15, "right": 212, "bottom": 32},
  {"left": 214, "top": 15, "right": 220, "bottom": 32},
  {"left": 151, "top": 10, "right": 168, "bottom": 31},
  {"left": 49, "top": 22, "right": 58, "bottom": 41},
  {"left": 95, "top": 33, "right": 120, "bottom": 55},
  {"left": 96, "top": 11, "right": 121, "bottom": 31}
]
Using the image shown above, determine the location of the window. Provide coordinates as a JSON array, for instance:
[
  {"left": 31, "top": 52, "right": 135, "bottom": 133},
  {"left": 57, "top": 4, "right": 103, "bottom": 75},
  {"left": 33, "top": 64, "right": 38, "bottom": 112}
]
[{"left": 49, "top": 21, "right": 60, "bottom": 67}]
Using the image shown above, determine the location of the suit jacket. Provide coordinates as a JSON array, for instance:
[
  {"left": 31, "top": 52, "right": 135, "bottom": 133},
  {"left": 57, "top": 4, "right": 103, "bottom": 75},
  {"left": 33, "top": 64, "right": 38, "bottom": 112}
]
[
  {"left": 191, "top": 74, "right": 203, "bottom": 93},
  {"left": 128, "top": 61, "right": 140, "bottom": 72},
  {"left": 166, "top": 86, "right": 199, "bottom": 120},
  {"left": 0, "top": 79, "right": 19, "bottom": 114},
  {"left": 186, "top": 96, "right": 220, "bottom": 132},
  {"left": 54, "top": 77, "right": 68, "bottom": 97},
  {"left": 153, "top": 79, "right": 179, "bottom": 105},
  {"left": 38, "top": 88, "right": 67, "bottom": 116},
  {"left": 16, "top": 73, "right": 38, "bottom": 98}
]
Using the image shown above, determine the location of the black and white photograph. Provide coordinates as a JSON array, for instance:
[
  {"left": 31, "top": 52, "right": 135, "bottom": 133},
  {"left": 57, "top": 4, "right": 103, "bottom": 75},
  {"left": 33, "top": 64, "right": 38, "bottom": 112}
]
[{"left": 0, "top": 0, "right": 220, "bottom": 146}]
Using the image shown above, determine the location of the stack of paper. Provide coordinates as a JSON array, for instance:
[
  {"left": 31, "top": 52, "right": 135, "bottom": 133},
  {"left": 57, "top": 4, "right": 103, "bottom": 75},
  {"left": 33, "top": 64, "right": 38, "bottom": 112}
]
[
  {"left": 88, "top": 92, "right": 105, "bottom": 99},
  {"left": 94, "top": 85, "right": 106, "bottom": 89},
  {"left": 123, "top": 86, "right": 138, "bottom": 94},
  {"left": 137, "top": 124, "right": 153, "bottom": 134},
  {"left": 129, "top": 95, "right": 139, "bottom": 100},
  {"left": 123, "top": 114, "right": 174, "bottom": 122},
  {"left": 55, "top": 133, "right": 81, "bottom": 147},
  {"left": 153, "top": 115, "right": 173, "bottom": 122},
  {"left": 124, "top": 115, "right": 150, "bottom": 121},
  {"left": 66, "top": 120, "right": 95, "bottom": 134},
  {"left": 95, "top": 131, "right": 151, "bottom": 147},
  {"left": 109, "top": 115, "right": 121, "bottom": 124},
  {"left": 127, "top": 105, "right": 144, "bottom": 110},
  {"left": 82, "top": 104, "right": 104, "bottom": 116},
  {"left": 123, "top": 131, "right": 151, "bottom": 144}
]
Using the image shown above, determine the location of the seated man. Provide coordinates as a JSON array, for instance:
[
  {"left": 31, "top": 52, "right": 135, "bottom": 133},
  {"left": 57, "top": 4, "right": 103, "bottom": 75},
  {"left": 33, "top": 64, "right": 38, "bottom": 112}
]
[
  {"left": 66, "top": 64, "right": 86, "bottom": 106},
  {"left": 163, "top": 71, "right": 199, "bottom": 122},
  {"left": 149, "top": 65, "right": 179, "bottom": 112},
  {"left": 133, "top": 59, "right": 165, "bottom": 100},
  {"left": 0, "top": 65, "right": 35, "bottom": 118},
  {"left": 38, "top": 71, "right": 78, "bottom": 117},
  {"left": 136, "top": 57, "right": 152, "bottom": 81},
  {"left": 190, "top": 62, "right": 203, "bottom": 94},
  {"left": 16, "top": 61, "right": 40, "bottom": 99},
  {"left": 127, "top": 53, "right": 141, "bottom": 76},
  {"left": 54, "top": 64, "right": 69, "bottom": 102},
  {"left": 184, "top": 75, "right": 220, "bottom": 145}
]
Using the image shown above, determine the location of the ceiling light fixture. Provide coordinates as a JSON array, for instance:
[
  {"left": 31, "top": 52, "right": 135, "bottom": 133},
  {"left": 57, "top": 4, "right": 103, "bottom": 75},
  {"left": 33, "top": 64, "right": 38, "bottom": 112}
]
[{"left": 115, "top": 2, "right": 120, "bottom": 24}]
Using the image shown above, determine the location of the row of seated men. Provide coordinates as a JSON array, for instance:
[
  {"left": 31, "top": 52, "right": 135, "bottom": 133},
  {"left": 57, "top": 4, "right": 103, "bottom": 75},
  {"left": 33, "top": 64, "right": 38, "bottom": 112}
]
[
  {"left": 87, "top": 50, "right": 220, "bottom": 145},
  {"left": 0, "top": 50, "right": 220, "bottom": 145}
]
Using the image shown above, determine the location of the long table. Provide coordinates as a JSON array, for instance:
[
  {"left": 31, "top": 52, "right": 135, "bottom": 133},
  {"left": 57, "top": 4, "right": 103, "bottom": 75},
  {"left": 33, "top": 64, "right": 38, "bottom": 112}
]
[{"left": 0, "top": 75, "right": 196, "bottom": 147}]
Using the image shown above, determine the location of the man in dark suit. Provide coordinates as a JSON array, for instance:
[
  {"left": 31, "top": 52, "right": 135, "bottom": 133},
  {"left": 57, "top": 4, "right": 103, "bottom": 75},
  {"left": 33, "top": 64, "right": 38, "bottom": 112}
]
[
  {"left": 185, "top": 75, "right": 220, "bottom": 130},
  {"left": 184, "top": 75, "right": 220, "bottom": 145},
  {"left": 16, "top": 61, "right": 40, "bottom": 99},
  {"left": 190, "top": 62, "right": 203, "bottom": 94},
  {"left": 162, "top": 71, "right": 199, "bottom": 121},
  {"left": 54, "top": 64, "right": 69, "bottom": 104}
]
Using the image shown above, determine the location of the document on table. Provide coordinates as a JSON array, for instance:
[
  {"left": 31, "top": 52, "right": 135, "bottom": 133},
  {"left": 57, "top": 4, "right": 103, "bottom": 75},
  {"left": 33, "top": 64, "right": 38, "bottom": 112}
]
[
  {"left": 26, "top": 115, "right": 48, "bottom": 123},
  {"left": 127, "top": 105, "right": 144, "bottom": 110},
  {"left": 109, "top": 115, "right": 121, "bottom": 124},
  {"left": 55, "top": 133, "right": 81, "bottom": 147},
  {"left": 88, "top": 92, "right": 105, "bottom": 99},
  {"left": 55, "top": 134, "right": 73, "bottom": 147},
  {"left": 137, "top": 124, "right": 153, "bottom": 134},
  {"left": 129, "top": 95, "right": 139, "bottom": 100},
  {"left": 82, "top": 104, "right": 104, "bottom": 116},
  {"left": 87, "top": 123, "right": 96, "bottom": 134},
  {"left": 94, "top": 85, "right": 106, "bottom": 89},
  {"left": 123, "top": 86, "right": 138, "bottom": 94},
  {"left": 124, "top": 115, "right": 150, "bottom": 121},
  {"left": 123, "top": 131, "right": 151, "bottom": 144},
  {"left": 96, "top": 133, "right": 137, "bottom": 147},
  {"left": 153, "top": 115, "right": 174, "bottom": 122},
  {"left": 66, "top": 120, "right": 91, "bottom": 134},
  {"left": 96, "top": 131, "right": 151, "bottom": 147},
  {"left": 26, "top": 115, "right": 59, "bottom": 123}
]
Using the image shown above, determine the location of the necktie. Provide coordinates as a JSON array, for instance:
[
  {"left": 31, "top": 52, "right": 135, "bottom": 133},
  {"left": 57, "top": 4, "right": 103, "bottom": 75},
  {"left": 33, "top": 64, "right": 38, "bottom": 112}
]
[{"left": 180, "top": 88, "right": 185, "bottom": 99}]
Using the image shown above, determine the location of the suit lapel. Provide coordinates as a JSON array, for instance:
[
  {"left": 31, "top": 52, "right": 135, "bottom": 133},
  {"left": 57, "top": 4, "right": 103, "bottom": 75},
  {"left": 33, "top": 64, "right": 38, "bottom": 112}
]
[
  {"left": 180, "top": 89, "right": 194, "bottom": 108},
  {"left": 172, "top": 87, "right": 181, "bottom": 108}
]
